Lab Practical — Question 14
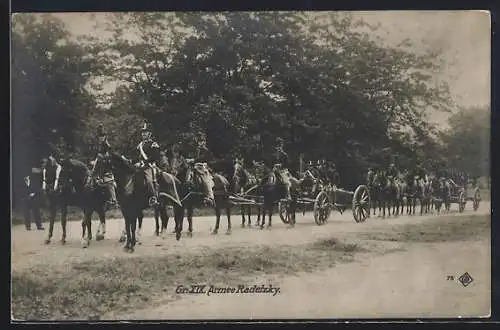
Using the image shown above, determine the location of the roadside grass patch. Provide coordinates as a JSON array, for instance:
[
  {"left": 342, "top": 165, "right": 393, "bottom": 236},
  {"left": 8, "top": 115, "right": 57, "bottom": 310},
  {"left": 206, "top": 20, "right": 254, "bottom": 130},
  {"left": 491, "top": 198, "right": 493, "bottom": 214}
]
[
  {"left": 361, "top": 215, "right": 490, "bottom": 243},
  {"left": 12, "top": 237, "right": 370, "bottom": 320}
]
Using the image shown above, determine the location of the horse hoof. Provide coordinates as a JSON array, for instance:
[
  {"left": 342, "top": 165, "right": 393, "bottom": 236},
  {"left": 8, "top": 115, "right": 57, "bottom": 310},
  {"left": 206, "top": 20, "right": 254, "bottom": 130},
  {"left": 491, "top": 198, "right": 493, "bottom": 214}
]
[
  {"left": 154, "top": 231, "right": 159, "bottom": 236},
  {"left": 226, "top": 229, "right": 232, "bottom": 235},
  {"left": 260, "top": 226, "right": 264, "bottom": 230},
  {"left": 176, "top": 232, "right": 181, "bottom": 241},
  {"left": 82, "top": 241, "right": 89, "bottom": 248},
  {"left": 60, "top": 239, "right": 66, "bottom": 245},
  {"left": 211, "top": 230, "right": 218, "bottom": 235},
  {"left": 187, "top": 232, "right": 193, "bottom": 238},
  {"left": 267, "top": 225, "right": 272, "bottom": 230},
  {"left": 44, "top": 239, "right": 51, "bottom": 245},
  {"left": 241, "top": 224, "right": 245, "bottom": 228},
  {"left": 96, "top": 234, "right": 104, "bottom": 241},
  {"left": 119, "top": 236, "right": 126, "bottom": 243}
]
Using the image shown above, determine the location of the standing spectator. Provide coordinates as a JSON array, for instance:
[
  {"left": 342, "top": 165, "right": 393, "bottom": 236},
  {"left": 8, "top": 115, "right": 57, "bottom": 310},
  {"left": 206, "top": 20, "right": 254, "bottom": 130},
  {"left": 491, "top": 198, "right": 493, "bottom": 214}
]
[{"left": 21, "top": 168, "right": 44, "bottom": 231}]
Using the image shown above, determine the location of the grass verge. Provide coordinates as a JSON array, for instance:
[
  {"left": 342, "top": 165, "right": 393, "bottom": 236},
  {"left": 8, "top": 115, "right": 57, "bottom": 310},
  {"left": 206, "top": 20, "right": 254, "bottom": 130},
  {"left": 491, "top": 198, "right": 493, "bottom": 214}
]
[
  {"left": 361, "top": 214, "right": 490, "bottom": 243},
  {"left": 12, "top": 238, "right": 368, "bottom": 320}
]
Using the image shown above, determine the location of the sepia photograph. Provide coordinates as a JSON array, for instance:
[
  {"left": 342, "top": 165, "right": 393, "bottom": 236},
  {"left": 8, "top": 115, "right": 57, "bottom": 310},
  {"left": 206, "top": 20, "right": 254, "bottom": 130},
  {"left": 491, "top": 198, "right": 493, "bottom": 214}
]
[{"left": 10, "top": 10, "right": 491, "bottom": 320}]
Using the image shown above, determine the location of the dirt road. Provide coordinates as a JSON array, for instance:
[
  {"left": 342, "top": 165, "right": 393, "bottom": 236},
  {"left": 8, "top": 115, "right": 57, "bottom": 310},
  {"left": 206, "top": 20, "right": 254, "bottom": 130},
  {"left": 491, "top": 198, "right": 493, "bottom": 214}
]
[{"left": 12, "top": 202, "right": 491, "bottom": 319}]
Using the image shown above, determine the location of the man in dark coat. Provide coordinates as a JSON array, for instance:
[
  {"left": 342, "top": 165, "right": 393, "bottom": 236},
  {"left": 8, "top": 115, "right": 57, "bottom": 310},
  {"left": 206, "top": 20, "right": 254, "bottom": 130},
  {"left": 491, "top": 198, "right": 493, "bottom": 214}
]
[
  {"left": 92, "top": 124, "right": 117, "bottom": 207},
  {"left": 21, "top": 167, "right": 44, "bottom": 231},
  {"left": 136, "top": 121, "right": 161, "bottom": 207}
]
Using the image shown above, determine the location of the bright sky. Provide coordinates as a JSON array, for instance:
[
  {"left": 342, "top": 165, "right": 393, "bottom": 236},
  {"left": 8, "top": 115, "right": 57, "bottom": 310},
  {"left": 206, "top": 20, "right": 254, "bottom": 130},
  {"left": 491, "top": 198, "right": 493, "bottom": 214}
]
[{"left": 51, "top": 11, "right": 491, "bottom": 125}]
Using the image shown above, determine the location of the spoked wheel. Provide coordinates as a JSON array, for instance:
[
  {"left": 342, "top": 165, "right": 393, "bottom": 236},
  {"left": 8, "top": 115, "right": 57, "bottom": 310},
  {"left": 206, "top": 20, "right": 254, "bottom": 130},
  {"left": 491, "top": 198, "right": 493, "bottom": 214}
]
[
  {"left": 458, "top": 191, "right": 466, "bottom": 213},
  {"left": 314, "top": 191, "right": 331, "bottom": 225},
  {"left": 278, "top": 200, "right": 291, "bottom": 224},
  {"left": 473, "top": 188, "right": 481, "bottom": 212},
  {"left": 352, "top": 185, "right": 370, "bottom": 223}
]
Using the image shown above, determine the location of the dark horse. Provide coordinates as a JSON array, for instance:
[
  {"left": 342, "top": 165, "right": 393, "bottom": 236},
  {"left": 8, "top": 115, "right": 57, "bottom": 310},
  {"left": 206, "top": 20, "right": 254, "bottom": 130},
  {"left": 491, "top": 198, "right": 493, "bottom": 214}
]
[
  {"left": 259, "top": 164, "right": 297, "bottom": 229},
  {"left": 173, "top": 159, "right": 216, "bottom": 237},
  {"left": 405, "top": 176, "right": 429, "bottom": 216},
  {"left": 108, "top": 152, "right": 186, "bottom": 252},
  {"left": 43, "top": 162, "right": 116, "bottom": 247},
  {"left": 232, "top": 160, "right": 262, "bottom": 228}
]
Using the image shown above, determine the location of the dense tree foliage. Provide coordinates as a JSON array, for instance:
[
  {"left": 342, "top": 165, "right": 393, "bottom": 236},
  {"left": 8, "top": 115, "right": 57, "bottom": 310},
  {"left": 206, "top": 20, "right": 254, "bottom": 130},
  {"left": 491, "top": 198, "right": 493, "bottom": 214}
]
[
  {"left": 11, "top": 12, "right": 488, "bottom": 206},
  {"left": 441, "top": 106, "right": 490, "bottom": 178}
]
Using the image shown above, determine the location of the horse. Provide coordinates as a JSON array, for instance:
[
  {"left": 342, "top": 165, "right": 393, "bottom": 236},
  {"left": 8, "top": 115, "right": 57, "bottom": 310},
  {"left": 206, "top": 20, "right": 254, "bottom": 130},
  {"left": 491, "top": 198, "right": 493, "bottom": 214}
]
[
  {"left": 43, "top": 162, "right": 115, "bottom": 247},
  {"left": 211, "top": 171, "right": 232, "bottom": 235},
  {"left": 174, "top": 159, "right": 216, "bottom": 237},
  {"left": 259, "top": 164, "right": 297, "bottom": 229},
  {"left": 108, "top": 152, "right": 184, "bottom": 252},
  {"left": 232, "top": 160, "right": 261, "bottom": 228},
  {"left": 431, "top": 178, "right": 451, "bottom": 214},
  {"left": 394, "top": 177, "right": 407, "bottom": 216},
  {"left": 405, "top": 176, "right": 428, "bottom": 216},
  {"left": 371, "top": 172, "right": 392, "bottom": 218},
  {"left": 385, "top": 174, "right": 402, "bottom": 217}
]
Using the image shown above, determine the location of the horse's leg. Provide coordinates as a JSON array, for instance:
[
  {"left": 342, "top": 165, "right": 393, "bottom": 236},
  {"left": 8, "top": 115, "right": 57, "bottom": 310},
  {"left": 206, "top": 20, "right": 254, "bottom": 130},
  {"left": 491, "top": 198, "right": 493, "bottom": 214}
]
[
  {"left": 187, "top": 206, "right": 193, "bottom": 237},
  {"left": 45, "top": 202, "right": 57, "bottom": 244},
  {"left": 213, "top": 204, "right": 221, "bottom": 235},
  {"left": 82, "top": 210, "right": 91, "bottom": 248},
  {"left": 154, "top": 207, "right": 160, "bottom": 236},
  {"left": 124, "top": 214, "right": 132, "bottom": 252},
  {"left": 158, "top": 206, "right": 168, "bottom": 238},
  {"left": 60, "top": 205, "right": 67, "bottom": 244},
  {"left": 225, "top": 201, "right": 232, "bottom": 235},
  {"left": 137, "top": 212, "right": 143, "bottom": 238},
  {"left": 96, "top": 208, "right": 106, "bottom": 241},
  {"left": 130, "top": 212, "right": 137, "bottom": 251},
  {"left": 174, "top": 206, "right": 183, "bottom": 241},
  {"left": 240, "top": 206, "right": 246, "bottom": 228}
]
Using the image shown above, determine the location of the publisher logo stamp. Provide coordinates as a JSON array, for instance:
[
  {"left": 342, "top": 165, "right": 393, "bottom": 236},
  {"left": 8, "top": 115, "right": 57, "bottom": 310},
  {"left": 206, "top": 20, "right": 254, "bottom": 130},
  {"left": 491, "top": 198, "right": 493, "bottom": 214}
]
[{"left": 458, "top": 272, "right": 474, "bottom": 287}]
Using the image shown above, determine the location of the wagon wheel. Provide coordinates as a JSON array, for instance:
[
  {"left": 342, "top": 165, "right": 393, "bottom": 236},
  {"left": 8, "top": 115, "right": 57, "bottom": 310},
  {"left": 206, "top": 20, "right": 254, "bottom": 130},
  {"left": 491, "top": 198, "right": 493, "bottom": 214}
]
[
  {"left": 352, "top": 185, "right": 370, "bottom": 223},
  {"left": 278, "top": 200, "right": 291, "bottom": 224},
  {"left": 473, "top": 188, "right": 481, "bottom": 212},
  {"left": 314, "top": 191, "right": 331, "bottom": 225},
  {"left": 458, "top": 190, "right": 466, "bottom": 213}
]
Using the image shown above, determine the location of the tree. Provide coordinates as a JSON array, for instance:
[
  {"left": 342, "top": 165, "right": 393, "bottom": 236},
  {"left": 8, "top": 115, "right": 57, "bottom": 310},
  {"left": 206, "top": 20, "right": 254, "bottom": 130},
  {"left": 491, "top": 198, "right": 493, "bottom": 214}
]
[
  {"left": 11, "top": 13, "right": 98, "bottom": 207},
  {"left": 442, "top": 106, "right": 490, "bottom": 178}
]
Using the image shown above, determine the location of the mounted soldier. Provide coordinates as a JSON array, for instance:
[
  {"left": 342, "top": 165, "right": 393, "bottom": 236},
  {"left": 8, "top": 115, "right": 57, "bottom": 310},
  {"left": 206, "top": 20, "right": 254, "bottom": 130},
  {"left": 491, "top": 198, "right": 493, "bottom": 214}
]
[
  {"left": 91, "top": 124, "right": 117, "bottom": 207},
  {"left": 194, "top": 133, "right": 215, "bottom": 167},
  {"left": 366, "top": 166, "right": 375, "bottom": 187},
  {"left": 136, "top": 121, "right": 161, "bottom": 207},
  {"left": 386, "top": 163, "right": 399, "bottom": 188},
  {"left": 413, "top": 162, "right": 429, "bottom": 188},
  {"left": 326, "top": 161, "right": 340, "bottom": 187},
  {"left": 272, "top": 137, "right": 291, "bottom": 200},
  {"left": 169, "top": 143, "right": 183, "bottom": 176}
]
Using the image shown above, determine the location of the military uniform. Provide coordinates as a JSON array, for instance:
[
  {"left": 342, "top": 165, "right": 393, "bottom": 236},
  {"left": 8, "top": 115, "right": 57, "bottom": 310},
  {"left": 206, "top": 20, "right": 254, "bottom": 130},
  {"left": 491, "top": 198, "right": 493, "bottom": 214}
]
[
  {"left": 366, "top": 168, "right": 375, "bottom": 186},
  {"left": 327, "top": 163, "right": 340, "bottom": 187},
  {"left": 92, "top": 125, "right": 117, "bottom": 207},
  {"left": 137, "top": 121, "right": 161, "bottom": 206},
  {"left": 272, "top": 143, "right": 291, "bottom": 199},
  {"left": 413, "top": 165, "right": 428, "bottom": 187},
  {"left": 22, "top": 169, "right": 44, "bottom": 230}
]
